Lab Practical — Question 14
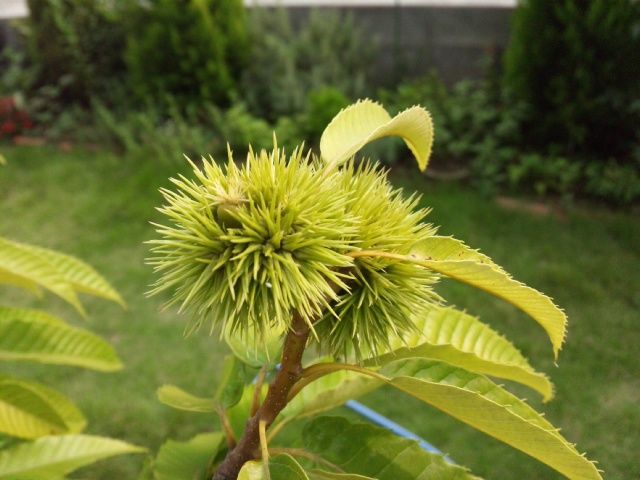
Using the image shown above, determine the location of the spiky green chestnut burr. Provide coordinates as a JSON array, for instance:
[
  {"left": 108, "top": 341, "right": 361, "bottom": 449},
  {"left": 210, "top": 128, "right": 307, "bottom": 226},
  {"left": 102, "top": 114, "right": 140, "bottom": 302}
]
[
  {"left": 148, "top": 146, "right": 356, "bottom": 338},
  {"left": 315, "top": 161, "right": 441, "bottom": 358},
  {"left": 148, "top": 100, "right": 442, "bottom": 359},
  {"left": 148, "top": 145, "right": 441, "bottom": 357}
]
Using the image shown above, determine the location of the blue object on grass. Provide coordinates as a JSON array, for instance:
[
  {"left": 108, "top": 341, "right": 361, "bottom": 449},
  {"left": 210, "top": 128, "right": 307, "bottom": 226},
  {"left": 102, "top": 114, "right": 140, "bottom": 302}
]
[{"left": 345, "top": 399, "right": 455, "bottom": 464}]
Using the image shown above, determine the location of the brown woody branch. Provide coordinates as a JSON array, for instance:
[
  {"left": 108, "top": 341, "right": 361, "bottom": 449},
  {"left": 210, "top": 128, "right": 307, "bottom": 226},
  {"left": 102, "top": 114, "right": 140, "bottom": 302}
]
[{"left": 212, "top": 314, "right": 310, "bottom": 480}]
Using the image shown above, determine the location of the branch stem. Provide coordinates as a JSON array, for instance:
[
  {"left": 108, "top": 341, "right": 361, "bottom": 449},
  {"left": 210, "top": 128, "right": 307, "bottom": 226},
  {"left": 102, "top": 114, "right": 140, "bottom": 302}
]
[
  {"left": 287, "top": 362, "right": 384, "bottom": 402},
  {"left": 212, "top": 314, "right": 310, "bottom": 480}
]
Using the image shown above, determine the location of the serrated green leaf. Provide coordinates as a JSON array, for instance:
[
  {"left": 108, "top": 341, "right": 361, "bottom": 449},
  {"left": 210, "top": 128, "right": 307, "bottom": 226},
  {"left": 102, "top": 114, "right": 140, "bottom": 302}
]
[
  {"left": 300, "top": 359, "right": 600, "bottom": 480},
  {"left": 408, "top": 236, "right": 566, "bottom": 358},
  {"left": 0, "top": 434, "right": 144, "bottom": 479},
  {"left": 154, "top": 432, "right": 224, "bottom": 480},
  {"left": 0, "top": 237, "right": 84, "bottom": 315},
  {"left": 282, "top": 370, "right": 379, "bottom": 420},
  {"left": 320, "top": 100, "right": 434, "bottom": 171},
  {"left": 366, "top": 306, "right": 553, "bottom": 401},
  {"left": 0, "top": 377, "right": 86, "bottom": 439},
  {"left": 303, "top": 417, "right": 478, "bottom": 480},
  {"left": 378, "top": 359, "right": 601, "bottom": 480},
  {"left": 238, "top": 454, "right": 309, "bottom": 480},
  {"left": 156, "top": 385, "right": 216, "bottom": 413},
  {"left": 225, "top": 325, "right": 283, "bottom": 368},
  {"left": 0, "top": 309, "right": 123, "bottom": 371},
  {"left": 21, "top": 244, "right": 125, "bottom": 307}
]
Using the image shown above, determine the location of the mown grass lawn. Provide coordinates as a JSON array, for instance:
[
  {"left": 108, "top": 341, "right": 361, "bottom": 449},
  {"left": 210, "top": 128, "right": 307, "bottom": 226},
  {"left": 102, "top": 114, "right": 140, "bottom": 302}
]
[{"left": 1, "top": 146, "right": 638, "bottom": 479}]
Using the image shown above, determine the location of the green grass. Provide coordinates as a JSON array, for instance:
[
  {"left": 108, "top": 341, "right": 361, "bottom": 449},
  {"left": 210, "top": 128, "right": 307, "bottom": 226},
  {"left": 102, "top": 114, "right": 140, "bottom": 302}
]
[{"left": 1, "top": 146, "right": 638, "bottom": 479}]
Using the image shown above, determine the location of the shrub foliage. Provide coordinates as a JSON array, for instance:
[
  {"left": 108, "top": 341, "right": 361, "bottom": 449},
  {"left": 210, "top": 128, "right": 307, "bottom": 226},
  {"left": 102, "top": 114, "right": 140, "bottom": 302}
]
[
  {"left": 504, "top": 0, "right": 640, "bottom": 160},
  {"left": 124, "top": 0, "right": 248, "bottom": 106},
  {"left": 25, "top": 0, "right": 126, "bottom": 104}
]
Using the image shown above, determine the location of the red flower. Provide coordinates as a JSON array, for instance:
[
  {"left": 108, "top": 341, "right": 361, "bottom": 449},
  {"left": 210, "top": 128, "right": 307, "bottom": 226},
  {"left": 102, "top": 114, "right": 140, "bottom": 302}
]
[{"left": 1, "top": 121, "right": 17, "bottom": 135}]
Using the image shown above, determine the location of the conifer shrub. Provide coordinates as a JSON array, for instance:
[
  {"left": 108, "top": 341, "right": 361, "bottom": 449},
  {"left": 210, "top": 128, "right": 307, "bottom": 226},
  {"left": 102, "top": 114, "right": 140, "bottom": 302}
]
[
  {"left": 124, "top": 0, "right": 248, "bottom": 106},
  {"left": 504, "top": 0, "right": 640, "bottom": 161}
]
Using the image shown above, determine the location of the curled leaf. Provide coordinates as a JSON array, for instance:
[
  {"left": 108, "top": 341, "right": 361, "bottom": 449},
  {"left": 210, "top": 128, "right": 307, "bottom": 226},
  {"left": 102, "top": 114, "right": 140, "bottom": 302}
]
[{"left": 320, "top": 100, "right": 434, "bottom": 171}]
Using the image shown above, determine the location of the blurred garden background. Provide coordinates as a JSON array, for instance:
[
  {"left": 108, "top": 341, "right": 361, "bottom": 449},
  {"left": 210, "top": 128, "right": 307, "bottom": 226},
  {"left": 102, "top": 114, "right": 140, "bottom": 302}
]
[{"left": 0, "top": 0, "right": 639, "bottom": 478}]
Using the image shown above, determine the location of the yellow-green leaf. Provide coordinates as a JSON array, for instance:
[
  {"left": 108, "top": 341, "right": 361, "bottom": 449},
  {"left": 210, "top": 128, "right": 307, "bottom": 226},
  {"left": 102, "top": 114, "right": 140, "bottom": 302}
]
[
  {"left": 409, "top": 236, "right": 567, "bottom": 358},
  {"left": 379, "top": 359, "right": 601, "bottom": 480},
  {"left": 0, "top": 237, "right": 83, "bottom": 315},
  {"left": 0, "top": 376, "right": 86, "bottom": 439},
  {"left": 154, "top": 432, "right": 224, "bottom": 480},
  {"left": 0, "top": 434, "right": 144, "bottom": 479},
  {"left": 320, "top": 100, "right": 434, "bottom": 171},
  {"left": 366, "top": 306, "right": 553, "bottom": 401},
  {"left": 238, "top": 454, "right": 309, "bottom": 480},
  {"left": 21, "top": 244, "right": 125, "bottom": 307},
  {"left": 156, "top": 385, "right": 216, "bottom": 413},
  {"left": 0, "top": 306, "right": 65, "bottom": 326},
  {"left": 301, "top": 360, "right": 600, "bottom": 480},
  {"left": 0, "top": 271, "right": 41, "bottom": 295},
  {"left": 0, "top": 309, "right": 123, "bottom": 371}
]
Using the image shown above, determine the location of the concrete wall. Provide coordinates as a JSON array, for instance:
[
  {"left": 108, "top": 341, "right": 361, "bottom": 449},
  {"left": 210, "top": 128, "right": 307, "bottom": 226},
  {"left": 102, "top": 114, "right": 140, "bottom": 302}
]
[
  {"left": 284, "top": 6, "right": 513, "bottom": 84},
  {"left": 0, "top": 3, "right": 514, "bottom": 84},
  {"left": 0, "top": 20, "right": 19, "bottom": 52},
  {"left": 0, "top": 0, "right": 28, "bottom": 20}
]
